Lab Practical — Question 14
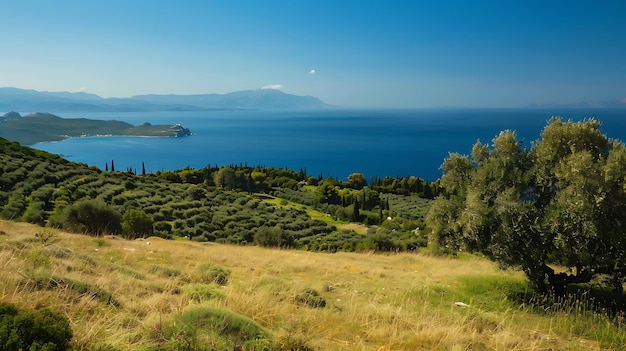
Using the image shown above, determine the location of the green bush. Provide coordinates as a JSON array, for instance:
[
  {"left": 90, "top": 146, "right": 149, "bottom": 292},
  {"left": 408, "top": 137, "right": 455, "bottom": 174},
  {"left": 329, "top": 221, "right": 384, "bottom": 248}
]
[
  {"left": 192, "top": 263, "right": 231, "bottom": 285},
  {"left": 153, "top": 221, "right": 172, "bottom": 233},
  {"left": 57, "top": 199, "right": 122, "bottom": 235},
  {"left": 294, "top": 288, "right": 326, "bottom": 308},
  {"left": 0, "top": 193, "right": 26, "bottom": 220},
  {"left": 121, "top": 209, "right": 154, "bottom": 239},
  {"left": 254, "top": 225, "right": 294, "bottom": 248},
  {"left": 0, "top": 302, "right": 73, "bottom": 351},
  {"left": 22, "top": 200, "right": 46, "bottom": 225}
]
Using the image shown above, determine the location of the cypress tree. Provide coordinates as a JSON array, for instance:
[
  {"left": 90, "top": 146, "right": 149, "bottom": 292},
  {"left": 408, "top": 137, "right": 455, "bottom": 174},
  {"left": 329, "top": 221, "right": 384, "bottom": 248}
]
[
  {"left": 142, "top": 162, "right": 146, "bottom": 175},
  {"left": 246, "top": 173, "right": 255, "bottom": 195},
  {"left": 111, "top": 160, "right": 115, "bottom": 172}
]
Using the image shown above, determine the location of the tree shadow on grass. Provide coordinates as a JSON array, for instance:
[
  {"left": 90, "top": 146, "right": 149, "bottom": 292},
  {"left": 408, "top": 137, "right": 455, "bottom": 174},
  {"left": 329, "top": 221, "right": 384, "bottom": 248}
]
[{"left": 508, "top": 283, "right": 626, "bottom": 322}]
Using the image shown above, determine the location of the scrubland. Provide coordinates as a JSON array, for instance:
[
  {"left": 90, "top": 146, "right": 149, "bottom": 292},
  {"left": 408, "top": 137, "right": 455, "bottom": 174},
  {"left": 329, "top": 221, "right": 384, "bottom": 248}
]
[{"left": 1, "top": 220, "right": 625, "bottom": 350}]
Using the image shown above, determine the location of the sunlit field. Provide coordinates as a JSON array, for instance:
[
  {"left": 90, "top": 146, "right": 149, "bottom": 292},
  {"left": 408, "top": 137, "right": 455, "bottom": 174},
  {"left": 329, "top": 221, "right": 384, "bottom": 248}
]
[{"left": 1, "top": 220, "right": 625, "bottom": 350}]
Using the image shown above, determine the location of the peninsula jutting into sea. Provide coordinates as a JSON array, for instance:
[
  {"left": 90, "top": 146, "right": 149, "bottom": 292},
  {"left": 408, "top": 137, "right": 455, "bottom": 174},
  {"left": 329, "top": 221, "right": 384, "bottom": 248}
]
[{"left": 0, "top": 111, "right": 192, "bottom": 145}]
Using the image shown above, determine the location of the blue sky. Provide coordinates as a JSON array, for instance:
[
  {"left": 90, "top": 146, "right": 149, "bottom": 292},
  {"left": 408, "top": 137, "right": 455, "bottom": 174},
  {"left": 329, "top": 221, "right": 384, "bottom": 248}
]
[{"left": 1, "top": 0, "right": 625, "bottom": 108}]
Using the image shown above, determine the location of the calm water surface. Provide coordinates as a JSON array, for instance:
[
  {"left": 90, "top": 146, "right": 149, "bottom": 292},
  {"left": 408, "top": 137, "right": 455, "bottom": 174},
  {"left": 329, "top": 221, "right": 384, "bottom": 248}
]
[{"left": 31, "top": 108, "right": 626, "bottom": 181}]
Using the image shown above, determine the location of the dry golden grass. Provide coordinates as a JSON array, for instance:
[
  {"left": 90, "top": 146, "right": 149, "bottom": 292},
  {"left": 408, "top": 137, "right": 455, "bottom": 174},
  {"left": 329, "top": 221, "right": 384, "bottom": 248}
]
[{"left": 1, "top": 219, "right": 623, "bottom": 350}]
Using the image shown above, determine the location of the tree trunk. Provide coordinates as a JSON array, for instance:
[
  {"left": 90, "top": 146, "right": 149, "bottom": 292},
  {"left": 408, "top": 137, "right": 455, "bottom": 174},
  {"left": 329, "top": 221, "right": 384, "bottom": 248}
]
[{"left": 543, "top": 265, "right": 594, "bottom": 296}]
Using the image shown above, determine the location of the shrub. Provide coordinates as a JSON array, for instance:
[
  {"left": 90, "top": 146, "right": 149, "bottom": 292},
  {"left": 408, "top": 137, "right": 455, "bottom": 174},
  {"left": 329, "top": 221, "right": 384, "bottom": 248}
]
[
  {"left": 153, "top": 221, "right": 172, "bottom": 233},
  {"left": 254, "top": 225, "right": 294, "bottom": 248},
  {"left": 152, "top": 307, "right": 271, "bottom": 350},
  {"left": 0, "top": 193, "right": 26, "bottom": 220},
  {"left": 121, "top": 209, "right": 154, "bottom": 239},
  {"left": 294, "top": 288, "right": 326, "bottom": 308},
  {"left": 0, "top": 302, "right": 73, "bottom": 351},
  {"left": 35, "top": 228, "right": 58, "bottom": 245},
  {"left": 22, "top": 200, "right": 46, "bottom": 225},
  {"left": 60, "top": 199, "right": 122, "bottom": 235},
  {"left": 192, "top": 263, "right": 231, "bottom": 285}
]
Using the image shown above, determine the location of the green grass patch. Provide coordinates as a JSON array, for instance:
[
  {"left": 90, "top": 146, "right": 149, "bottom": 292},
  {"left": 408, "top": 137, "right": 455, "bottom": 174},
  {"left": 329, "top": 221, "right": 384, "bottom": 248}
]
[
  {"left": 262, "top": 194, "right": 343, "bottom": 229},
  {"left": 305, "top": 208, "right": 340, "bottom": 226},
  {"left": 180, "top": 283, "right": 225, "bottom": 303},
  {"left": 455, "top": 274, "right": 529, "bottom": 311},
  {"left": 151, "top": 307, "right": 272, "bottom": 350}
]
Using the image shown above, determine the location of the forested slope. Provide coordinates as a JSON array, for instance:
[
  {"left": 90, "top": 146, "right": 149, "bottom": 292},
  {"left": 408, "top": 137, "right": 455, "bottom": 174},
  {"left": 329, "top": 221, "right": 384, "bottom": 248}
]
[{"left": 0, "top": 137, "right": 433, "bottom": 252}]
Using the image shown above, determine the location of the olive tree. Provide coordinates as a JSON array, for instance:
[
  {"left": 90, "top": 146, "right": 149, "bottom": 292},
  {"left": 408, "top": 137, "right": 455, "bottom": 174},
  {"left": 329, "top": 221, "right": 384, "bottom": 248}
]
[
  {"left": 60, "top": 199, "right": 122, "bottom": 236},
  {"left": 347, "top": 172, "right": 367, "bottom": 189},
  {"left": 213, "top": 167, "right": 236, "bottom": 190},
  {"left": 121, "top": 209, "right": 154, "bottom": 239},
  {"left": 427, "top": 118, "right": 626, "bottom": 294}
]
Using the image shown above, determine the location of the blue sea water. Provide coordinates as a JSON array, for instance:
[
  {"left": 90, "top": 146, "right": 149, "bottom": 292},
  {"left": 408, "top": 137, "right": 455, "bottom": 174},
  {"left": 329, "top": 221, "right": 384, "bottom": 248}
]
[{"left": 30, "top": 108, "right": 626, "bottom": 182}]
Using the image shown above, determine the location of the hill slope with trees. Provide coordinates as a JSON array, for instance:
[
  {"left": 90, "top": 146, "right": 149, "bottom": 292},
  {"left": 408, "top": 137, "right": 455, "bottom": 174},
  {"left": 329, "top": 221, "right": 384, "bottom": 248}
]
[
  {"left": 0, "top": 136, "right": 434, "bottom": 253},
  {"left": 4, "top": 117, "right": 626, "bottom": 349},
  {"left": 0, "top": 112, "right": 191, "bottom": 145}
]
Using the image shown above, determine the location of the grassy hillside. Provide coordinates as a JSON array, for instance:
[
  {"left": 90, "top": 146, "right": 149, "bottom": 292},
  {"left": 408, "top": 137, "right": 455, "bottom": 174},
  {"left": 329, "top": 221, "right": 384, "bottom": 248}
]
[{"left": 2, "top": 220, "right": 625, "bottom": 350}]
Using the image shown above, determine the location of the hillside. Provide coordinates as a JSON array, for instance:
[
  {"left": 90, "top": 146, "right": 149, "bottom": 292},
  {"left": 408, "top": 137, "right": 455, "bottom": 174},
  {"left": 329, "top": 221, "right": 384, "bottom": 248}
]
[
  {"left": 2, "top": 220, "right": 625, "bottom": 350},
  {"left": 0, "top": 112, "right": 191, "bottom": 145},
  {"left": 0, "top": 135, "right": 437, "bottom": 253},
  {"left": 0, "top": 87, "right": 330, "bottom": 112},
  {"left": 2, "top": 126, "right": 626, "bottom": 349}
]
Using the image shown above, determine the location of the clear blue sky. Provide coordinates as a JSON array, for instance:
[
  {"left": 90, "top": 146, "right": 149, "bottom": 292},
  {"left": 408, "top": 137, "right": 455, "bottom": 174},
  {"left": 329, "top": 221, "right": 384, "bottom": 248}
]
[{"left": 1, "top": 0, "right": 625, "bottom": 108}]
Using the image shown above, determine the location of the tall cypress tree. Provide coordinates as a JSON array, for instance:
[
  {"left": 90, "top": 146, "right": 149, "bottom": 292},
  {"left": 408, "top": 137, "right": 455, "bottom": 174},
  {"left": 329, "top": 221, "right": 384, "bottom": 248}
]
[{"left": 353, "top": 198, "right": 360, "bottom": 222}]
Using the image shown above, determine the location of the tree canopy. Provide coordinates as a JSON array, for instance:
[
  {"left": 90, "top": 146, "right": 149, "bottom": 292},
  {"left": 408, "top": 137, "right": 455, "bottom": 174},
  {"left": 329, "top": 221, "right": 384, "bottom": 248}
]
[{"left": 427, "top": 117, "right": 626, "bottom": 294}]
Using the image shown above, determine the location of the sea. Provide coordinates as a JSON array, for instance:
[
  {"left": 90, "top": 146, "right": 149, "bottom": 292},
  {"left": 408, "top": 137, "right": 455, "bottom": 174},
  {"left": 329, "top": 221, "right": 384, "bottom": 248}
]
[{"left": 29, "top": 108, "right": 626, "bottom": 182}]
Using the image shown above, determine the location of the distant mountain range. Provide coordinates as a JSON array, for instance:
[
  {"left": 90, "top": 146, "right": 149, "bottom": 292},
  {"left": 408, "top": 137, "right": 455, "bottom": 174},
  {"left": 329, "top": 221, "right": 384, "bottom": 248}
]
[
  {"left": 0, "top": 87, "right": 330, "bottom": 112},
  {"left": 529, "top": 98, "right": 626, "bottom": 109}
]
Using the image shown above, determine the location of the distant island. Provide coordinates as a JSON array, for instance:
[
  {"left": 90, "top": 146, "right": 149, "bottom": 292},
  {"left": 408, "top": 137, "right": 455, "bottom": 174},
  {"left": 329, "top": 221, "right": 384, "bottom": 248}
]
[
  {"left": 0, "top": 87, "right": 330, "bottom": 112},
  {"left": 0, "top": 111, "right": 191, "bottom": 145}
]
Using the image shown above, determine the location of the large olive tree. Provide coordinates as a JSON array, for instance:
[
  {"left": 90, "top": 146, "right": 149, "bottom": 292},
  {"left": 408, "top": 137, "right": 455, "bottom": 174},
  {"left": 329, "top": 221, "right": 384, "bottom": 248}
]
[
  {"left": 58, "top": 199, "right": 122, "bottom": 236},
  {"left": 427, "top": 118, "right": 626, "bottom": 294}
]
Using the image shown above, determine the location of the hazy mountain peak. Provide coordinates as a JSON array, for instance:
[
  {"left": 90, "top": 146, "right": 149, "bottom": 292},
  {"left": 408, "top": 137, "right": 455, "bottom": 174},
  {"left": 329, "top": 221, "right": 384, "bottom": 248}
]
[{"left": 0, "top": 87, "right": 329, "bottom": 112}]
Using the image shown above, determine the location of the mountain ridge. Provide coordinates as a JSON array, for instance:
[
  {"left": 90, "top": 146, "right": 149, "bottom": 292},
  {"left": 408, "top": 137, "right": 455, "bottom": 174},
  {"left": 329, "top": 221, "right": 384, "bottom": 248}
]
[
  {"left": 0, "top": 87, "right": 330, "bottom": 112},
  {"left": 528, "top": 97, "right": 626, "bottom": 109}
]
